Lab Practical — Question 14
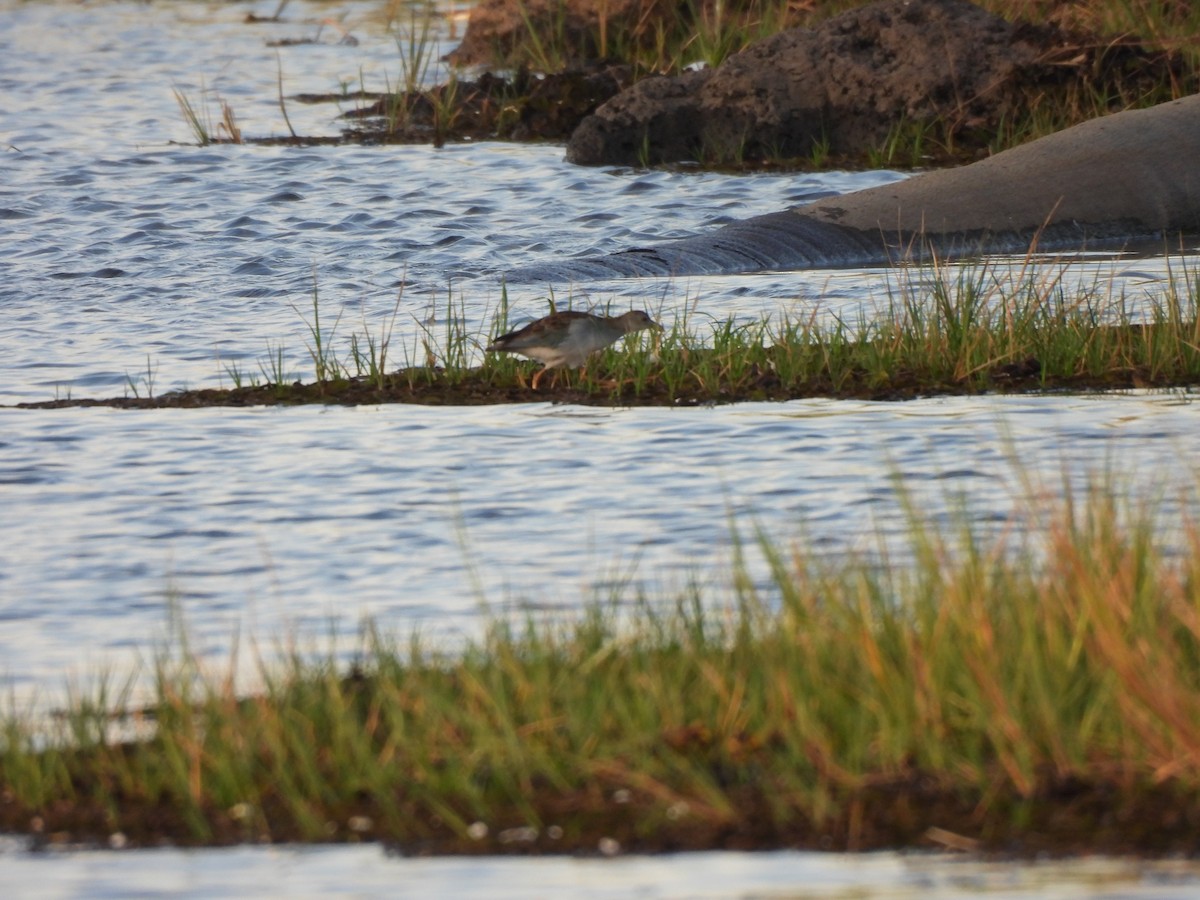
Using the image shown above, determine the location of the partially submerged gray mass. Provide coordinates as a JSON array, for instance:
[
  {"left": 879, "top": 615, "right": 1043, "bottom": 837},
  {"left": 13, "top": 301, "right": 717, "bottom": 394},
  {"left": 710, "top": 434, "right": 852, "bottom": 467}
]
[{"left": 507, "top": 95, "right": 1200, "bottom": 282}]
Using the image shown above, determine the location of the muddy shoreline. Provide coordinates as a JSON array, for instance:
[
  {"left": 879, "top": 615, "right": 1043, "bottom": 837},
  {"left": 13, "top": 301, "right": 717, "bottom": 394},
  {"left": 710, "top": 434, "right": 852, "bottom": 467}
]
[
  {"left": 10, "top": 363, "right": 1195, "bottom": 411},
  {"left": 6, "top": 771, "right": 1200, "bottom": 856}
]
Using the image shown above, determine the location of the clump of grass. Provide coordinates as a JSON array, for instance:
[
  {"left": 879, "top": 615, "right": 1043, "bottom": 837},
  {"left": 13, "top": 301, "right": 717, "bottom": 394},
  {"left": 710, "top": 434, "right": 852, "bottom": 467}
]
[
  {"left": 292, "top": 276, "right": 346, "bottom": 388},
  {"left": 379, "top": 4, "right": 452, "bottom": 134},
  {"left": 348, "top": 285, "right": 405, "bottom": 391},
  {"left": 220, "top": 358, "right": 258, "bottom": 391},
  {"left": 123, "top": 354, "right": 159, "bottom": 400},
  {"left": 499, "top": 0, "right": 813, "bottom": 77},
  {"left": 4, "top": 479, "right": 1200, "bottom": 852},
  {"left": 276, "top": 53, "right": 297, "bottom": 140},
  {"left": 259, "top": 340, "right": 295, "bottom": 398},
  {"left": 1049, "top": 0, "right": 1200, "bottom": 69},
  {"left": 218, "top": 98, "right": 242, "bottom": 144},
  {"left": 865, "top": 117, "right": 946, "bottom": 169},
  {"left": 428, "top": 74, "right": 461, "bottom": 148},
  {"left": 563, "top": 255, "right": 1200, "bottom": 404},
  {"left": 172, "top": 86, "right": 212, "bottom": 146},
  {"left": 173, "top": 82, "right": 243, "bottom": 147},
  {"left": 642, "top": 251, "right": 1181, "bottom": 398},
  {"left": 513, "top": 0, "right": 572, "bottom": 73}
]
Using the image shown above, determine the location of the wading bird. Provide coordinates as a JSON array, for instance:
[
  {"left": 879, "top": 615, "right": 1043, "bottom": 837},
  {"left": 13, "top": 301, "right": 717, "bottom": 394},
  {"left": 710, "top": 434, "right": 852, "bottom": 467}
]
[{"left": 486, "top": 309, "right": 662, "bottom": 390}]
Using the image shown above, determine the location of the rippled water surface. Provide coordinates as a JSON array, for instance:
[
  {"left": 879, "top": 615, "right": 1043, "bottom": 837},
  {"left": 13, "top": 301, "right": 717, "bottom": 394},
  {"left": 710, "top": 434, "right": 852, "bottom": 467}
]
[
  {"left": 3, "top": 394, "right": 1199, "bottom": 701},
  {"left": 4, "top": 0, "right": 1200, "bottom": 892}
]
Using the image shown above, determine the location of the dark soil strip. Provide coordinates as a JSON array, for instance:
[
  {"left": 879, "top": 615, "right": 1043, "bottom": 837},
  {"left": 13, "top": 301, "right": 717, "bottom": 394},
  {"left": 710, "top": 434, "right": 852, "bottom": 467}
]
[
  {"left": 3, "top": 770, "right": 1198, "bottom": 855},
  {"left": 9, "top": 364, "right": 1194, "bottom": 411}
]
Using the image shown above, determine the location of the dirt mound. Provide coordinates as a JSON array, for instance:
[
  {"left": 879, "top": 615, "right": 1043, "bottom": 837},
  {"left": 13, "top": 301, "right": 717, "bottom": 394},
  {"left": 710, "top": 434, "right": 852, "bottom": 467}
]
[
  {"left": 564, "top": 0, "right": 1174, "bottom": 166},
  {"left": 261, "top": 0, "right": 1184, "bottom": 165}
]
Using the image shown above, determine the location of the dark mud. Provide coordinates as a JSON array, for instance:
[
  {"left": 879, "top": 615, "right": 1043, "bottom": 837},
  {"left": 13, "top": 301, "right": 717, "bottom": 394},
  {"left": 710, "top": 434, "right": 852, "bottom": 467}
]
[
  {"left": 4, "top": 754, "right": 1200, "bottom": 855},
  {"left": 238, "top": 65, "right": 631, "bottom": 150},
  {"left": 10, "top": 356, "right": 1195, "bottom": 411}
]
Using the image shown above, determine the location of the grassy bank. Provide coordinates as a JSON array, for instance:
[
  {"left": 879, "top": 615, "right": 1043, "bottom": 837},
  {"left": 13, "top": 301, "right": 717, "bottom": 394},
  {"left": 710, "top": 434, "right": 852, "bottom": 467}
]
[
  {"left": 188, "top": 0, "right": 1199, "bottom": 167},
  {"left": 3, "top": 481, "right": 1200, "bottom": 853},
  {"left": 15, "top": 258, "right": 1200, "bottom": 409}
]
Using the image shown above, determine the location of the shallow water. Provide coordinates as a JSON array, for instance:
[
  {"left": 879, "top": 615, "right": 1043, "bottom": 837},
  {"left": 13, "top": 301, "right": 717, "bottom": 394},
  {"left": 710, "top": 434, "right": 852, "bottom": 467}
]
[
  {"left": 2, "top": 394, "right": 1198, "bottom": 703},
  {"left": 5, "top": 840, "right": 1200, "bottom": 899},
  {"left": 3, "top": 0, "right": 1200, "bottom": 890}
]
